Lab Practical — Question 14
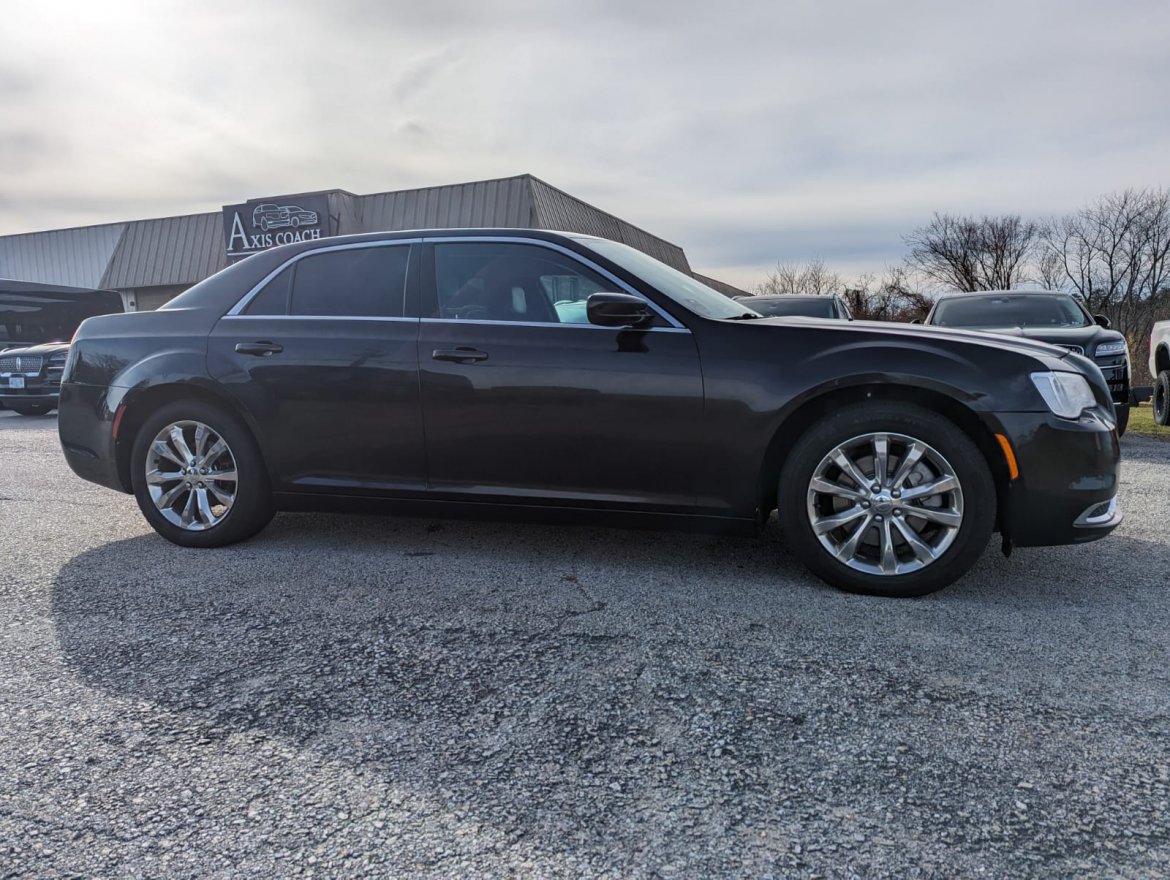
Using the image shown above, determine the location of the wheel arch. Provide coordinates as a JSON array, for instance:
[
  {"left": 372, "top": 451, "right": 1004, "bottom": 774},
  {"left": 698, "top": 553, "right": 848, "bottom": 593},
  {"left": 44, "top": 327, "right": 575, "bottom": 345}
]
[
  {"left": 113, "top": 381, "right": 266, "bottom": 494},
  {"left": 756, "top": 383, "right": 1009, "bottom": 527},
  {"left": 1156, "top": 342, "right": 1170, "bottom": 374}
]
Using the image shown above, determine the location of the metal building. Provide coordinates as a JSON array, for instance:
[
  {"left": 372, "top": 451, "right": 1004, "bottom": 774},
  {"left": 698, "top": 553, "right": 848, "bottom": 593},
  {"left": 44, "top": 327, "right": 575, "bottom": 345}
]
[{"left": 0, "top": 174, "right": 745, "bottom": 311}]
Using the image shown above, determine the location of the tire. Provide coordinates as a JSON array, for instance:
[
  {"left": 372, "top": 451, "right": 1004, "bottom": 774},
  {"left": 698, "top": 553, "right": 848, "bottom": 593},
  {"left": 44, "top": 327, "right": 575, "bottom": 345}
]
[
  {"left": 1114, "top": 403, "right": 1130, "bottom": 437},
  {"left": 11, "top": 404, "right": 53, "bottom": 416},
  {"left": 779, "top": 401, "right": 996, "bottom": 598},
  {"left": 1155, "top": 371, "right": 1170, "bottom": 426},
  {"left": 130, "top": 399, "right": 274, "bottom": 548}
]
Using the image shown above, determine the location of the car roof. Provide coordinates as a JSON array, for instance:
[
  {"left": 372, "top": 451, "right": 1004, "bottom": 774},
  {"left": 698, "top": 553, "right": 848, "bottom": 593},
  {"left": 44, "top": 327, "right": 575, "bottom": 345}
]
[{"left": 933, "top": 290, "right": 1071, "bottom": 302}]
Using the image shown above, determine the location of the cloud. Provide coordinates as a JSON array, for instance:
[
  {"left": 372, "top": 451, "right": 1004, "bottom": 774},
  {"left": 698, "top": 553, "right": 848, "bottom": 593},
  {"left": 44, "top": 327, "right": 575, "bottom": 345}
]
[{"left": 0, "top": 0, "right": 1167, "bottom": 286}]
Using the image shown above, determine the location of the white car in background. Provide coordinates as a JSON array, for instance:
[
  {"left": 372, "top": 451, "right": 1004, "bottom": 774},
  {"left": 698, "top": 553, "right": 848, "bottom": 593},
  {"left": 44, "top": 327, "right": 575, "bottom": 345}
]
[{"left": 1151, "top": 320, "right": 1170, "bottom": 425}]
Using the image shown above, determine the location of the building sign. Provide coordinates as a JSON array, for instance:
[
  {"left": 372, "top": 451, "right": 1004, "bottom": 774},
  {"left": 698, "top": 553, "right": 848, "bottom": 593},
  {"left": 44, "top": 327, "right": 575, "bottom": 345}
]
[{"left": 222, "top": 194, "right": 334, "bottom": 260}]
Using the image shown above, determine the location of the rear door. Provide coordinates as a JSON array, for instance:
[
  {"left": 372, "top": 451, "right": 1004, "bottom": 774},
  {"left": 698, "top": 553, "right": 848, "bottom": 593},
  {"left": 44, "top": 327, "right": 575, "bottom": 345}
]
[
  {"left": 207, "top": 241, "right": 427, "bottom": 495},
  {"left": 415, "top": 238, "right": 706, "bottom": 510}
]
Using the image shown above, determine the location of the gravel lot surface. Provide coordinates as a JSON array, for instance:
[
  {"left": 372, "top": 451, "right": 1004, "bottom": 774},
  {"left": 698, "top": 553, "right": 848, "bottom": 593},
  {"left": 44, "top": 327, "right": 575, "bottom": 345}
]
[{"left": 1, "top": 410, "right": 1168, "bottom": 878}]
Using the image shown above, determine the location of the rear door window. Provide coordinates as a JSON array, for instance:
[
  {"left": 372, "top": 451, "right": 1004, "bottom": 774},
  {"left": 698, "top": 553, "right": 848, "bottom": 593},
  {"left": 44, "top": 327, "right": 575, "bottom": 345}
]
[
  {"left": 244, "top": 266, "right": 293, "bottom": 315},
  {"left": 288, "top": 246, "right": 409, "bottom": 318}
]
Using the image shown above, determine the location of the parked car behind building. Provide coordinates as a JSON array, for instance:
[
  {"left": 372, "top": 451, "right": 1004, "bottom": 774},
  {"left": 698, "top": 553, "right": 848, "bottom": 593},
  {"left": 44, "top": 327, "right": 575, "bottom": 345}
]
[{"left": 733, "top": 294, "right": 852, "bottom": 320}]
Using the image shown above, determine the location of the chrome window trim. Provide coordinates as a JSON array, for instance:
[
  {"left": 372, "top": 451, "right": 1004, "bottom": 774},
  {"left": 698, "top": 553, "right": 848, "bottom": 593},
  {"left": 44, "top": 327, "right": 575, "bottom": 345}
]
[
  {"left": 226, "top": 238, "right": 421, "bottom": 317},
  {"left": 221, "top": 315, "right": 419, "bottom": 323},
  {"left": 419, "top": 317, "right": 690, "bottom": 334},
  {"left": 422, "top": 235, "right": 687, "bottom": 329}
]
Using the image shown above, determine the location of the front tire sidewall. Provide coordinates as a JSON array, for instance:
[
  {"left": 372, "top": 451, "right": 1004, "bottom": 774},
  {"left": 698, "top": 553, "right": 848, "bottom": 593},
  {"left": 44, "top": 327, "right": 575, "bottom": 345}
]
[
  {"left": 130, "top": 400, "right": 274, "bottom": 548},
  {"left": 779, "top": 402, "right": 996, "bottom": 598}
]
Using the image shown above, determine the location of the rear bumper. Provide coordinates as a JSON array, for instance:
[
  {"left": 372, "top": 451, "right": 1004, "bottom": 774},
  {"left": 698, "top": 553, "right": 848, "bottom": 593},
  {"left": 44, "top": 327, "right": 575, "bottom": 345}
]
[
  {"left": 992, "top": 409, "right": 1121, "bottom": 547},
  {"left": 57, "top": 383, "right": 129, "bottom": 493}
]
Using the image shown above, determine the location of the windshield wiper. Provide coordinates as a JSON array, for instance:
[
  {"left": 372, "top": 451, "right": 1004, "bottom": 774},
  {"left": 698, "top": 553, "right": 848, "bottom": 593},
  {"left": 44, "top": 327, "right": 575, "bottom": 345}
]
[{"left": 726, "top": 313, "right": 763, "bottom": 320}]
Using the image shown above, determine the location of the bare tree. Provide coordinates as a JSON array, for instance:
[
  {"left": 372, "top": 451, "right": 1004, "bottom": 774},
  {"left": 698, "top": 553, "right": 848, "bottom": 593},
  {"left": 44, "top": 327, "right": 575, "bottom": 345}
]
[
  {"left": 1032, "top": 246, "right": 1067, "bottom": 291},
  {"left": 904, "top": 213, "right": 1040, "bottom": 291},
  {"left": 843, "top": 266, "right": 932, "bottom": 322},
  {"left": 1042, "top": 188, "right": 1170, "bottom": 383},
  {"left": 1042, "top": 187, "right": 1170, "bottom": 318},
  {"left": 755, "top": 258, "right": 843, "bottom": 296}
]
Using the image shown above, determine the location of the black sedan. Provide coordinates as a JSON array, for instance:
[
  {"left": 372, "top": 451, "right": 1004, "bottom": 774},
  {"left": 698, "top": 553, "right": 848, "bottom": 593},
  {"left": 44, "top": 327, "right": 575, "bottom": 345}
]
[
  {"left": 922, "top": 291, "right": 1131, "bottom": 434},
  {"left": 57, "top": 230, "right": 1122, "bottom": 597}
]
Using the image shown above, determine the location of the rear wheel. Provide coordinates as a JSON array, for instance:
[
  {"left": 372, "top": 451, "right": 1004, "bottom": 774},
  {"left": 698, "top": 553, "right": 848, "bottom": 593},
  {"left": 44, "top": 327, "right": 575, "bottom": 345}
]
[
  {"left": 1155, "top": 371, "right": 1170, "bottom": 426},
  {"left": 779, "top": 401, "right": 996, "bottom": 597},
  {"left": 130, "top": 400, "right": 274, "bottom": 547},
  {"left": 11, "top": 404, "right": 53, "bottom": 416}
]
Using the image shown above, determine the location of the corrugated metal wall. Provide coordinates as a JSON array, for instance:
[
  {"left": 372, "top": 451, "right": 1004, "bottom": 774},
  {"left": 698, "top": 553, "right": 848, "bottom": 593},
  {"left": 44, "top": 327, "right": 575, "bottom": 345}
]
[
  {"left": 0, "top": 223, "right": 125, "bottom": 287},
  {"left": 101, "top": 212, "right": 226, "bottom": 289},
  {"left": 0, "top": 175, "right": 713, "bottom": 296},
  {"left": 358, "top": 177, "right": 532, "bottom": 232},
  {"left": 528, "top": 177, "right": 690, "bottom": 271}
]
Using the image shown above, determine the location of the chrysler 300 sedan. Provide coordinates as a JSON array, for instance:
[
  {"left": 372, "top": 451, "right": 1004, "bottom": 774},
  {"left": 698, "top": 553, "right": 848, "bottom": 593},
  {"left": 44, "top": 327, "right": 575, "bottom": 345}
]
[{"left": 57, "top": 229, "right": 1122, "bottom": 597}]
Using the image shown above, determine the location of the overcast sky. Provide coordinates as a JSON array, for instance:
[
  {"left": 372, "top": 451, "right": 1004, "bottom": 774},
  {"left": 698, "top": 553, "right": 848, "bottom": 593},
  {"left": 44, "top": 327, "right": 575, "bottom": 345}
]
[{"left": 2, "top": 0, "right": 1167, "bottom": 288}]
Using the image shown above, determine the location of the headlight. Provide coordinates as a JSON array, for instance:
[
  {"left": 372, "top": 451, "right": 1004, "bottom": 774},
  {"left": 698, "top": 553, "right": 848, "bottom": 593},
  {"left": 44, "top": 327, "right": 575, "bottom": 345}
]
[
  {"left": 1030, "top": 371, "right": 1097, "bottom": 419},
  {"left": 1095, "top": 340, "right": 1127, "bottom": 356}
]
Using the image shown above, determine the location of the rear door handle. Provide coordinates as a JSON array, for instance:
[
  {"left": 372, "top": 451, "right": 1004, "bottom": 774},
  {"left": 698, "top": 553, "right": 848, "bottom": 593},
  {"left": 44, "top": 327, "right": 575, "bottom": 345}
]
[
  {"left": 432, "top": 348, "right": 488, "bottom": 364},
  {"left": 235, "top": 341, "right": 283, "bottom": 356}
]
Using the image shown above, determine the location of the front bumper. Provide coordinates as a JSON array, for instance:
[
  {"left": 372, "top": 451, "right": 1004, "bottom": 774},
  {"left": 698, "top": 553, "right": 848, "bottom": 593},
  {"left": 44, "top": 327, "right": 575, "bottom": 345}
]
[
  {"left": 992, "top": 409, "right": 1121, "bottom": 547},
  {"left": 0, "top": 392, "right": 60, "bottom": 407},
  {"left": 1092, "top": 353, "right": 1130, "bottom": 405},
  {"left": 0, "top": 378, "right": 60, "bottom": 407}
]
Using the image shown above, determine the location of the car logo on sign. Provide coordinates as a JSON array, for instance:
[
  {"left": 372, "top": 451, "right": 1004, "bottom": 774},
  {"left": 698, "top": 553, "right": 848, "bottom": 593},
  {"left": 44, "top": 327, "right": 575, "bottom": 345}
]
[{"left": 251, "top": 203, "right": 320, "bottom": 232}]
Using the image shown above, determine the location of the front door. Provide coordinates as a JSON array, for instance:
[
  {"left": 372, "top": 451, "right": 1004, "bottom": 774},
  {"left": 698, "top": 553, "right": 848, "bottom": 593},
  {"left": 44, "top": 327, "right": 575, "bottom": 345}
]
[
  {"left": 416, "top": 239, "right": 705, "bottom": 510},
  {"left": 207, "top": 241, "right": 427, "bottom": 495}
]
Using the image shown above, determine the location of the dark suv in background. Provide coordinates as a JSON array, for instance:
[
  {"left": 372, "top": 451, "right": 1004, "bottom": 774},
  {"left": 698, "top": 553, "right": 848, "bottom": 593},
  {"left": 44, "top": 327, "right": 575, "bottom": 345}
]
[
  {"left": 0, "top": 281, "right": 124, "bottom": 415},
  {"left": 0, "top": 344, "right": 72, "bottom": 415},
  {"left": 922, "top": 291, "right": 1131, "bottom": 434}
]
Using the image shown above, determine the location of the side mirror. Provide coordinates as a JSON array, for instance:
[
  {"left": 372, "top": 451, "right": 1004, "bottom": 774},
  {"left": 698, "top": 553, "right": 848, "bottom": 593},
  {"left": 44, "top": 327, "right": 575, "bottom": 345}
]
[
  {"left": 586, "top": 292, "right": 654, "bottom": 328},
  {"left": 1094, "top": 314, "right": 1111, "bottom": 329}
]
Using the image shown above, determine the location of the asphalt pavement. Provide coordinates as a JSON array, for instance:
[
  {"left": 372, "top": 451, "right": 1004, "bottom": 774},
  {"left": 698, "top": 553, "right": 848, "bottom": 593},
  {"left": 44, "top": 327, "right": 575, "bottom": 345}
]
[{"left": 1, "top": 409, "right": 1168, "bottom": 878}]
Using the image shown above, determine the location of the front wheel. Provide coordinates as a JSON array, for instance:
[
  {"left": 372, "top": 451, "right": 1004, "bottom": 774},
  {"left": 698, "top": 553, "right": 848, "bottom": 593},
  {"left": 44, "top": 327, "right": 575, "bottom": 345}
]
[
  {"left": 11, "top": 404, "right": 53, "bottom": 416},
  {"left": 1154, "top": 371, "right": 1170, "bottom": 426},
  {"left": 779, "top": 402, "right": 996, "bottom": 597},
  {"left": 130, "top": 400, "right": 275, "bottom": 547}
]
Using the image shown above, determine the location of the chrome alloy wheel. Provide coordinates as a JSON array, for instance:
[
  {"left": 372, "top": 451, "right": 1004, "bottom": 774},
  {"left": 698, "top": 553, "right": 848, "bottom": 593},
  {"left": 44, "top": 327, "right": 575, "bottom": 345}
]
[
  {"left": 144, "top": 420, "right": 238, "bottom": 531},
  {"left": 806, "top": 432, "right": 964, "bottom": 576}
]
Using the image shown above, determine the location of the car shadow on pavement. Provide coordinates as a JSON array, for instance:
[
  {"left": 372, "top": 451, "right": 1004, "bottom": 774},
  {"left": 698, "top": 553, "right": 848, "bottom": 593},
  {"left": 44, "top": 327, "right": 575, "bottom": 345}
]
[{"left": 48, "top": 516, "right": 1170, "bottom": 874}]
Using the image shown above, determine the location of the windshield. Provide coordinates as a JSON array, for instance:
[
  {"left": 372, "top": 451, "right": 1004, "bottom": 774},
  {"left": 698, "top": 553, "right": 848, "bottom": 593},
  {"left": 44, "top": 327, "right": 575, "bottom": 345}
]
[
  {"left": 576, "top": 237, "right": 754, "bottom": 321},
  {"left": 931, "top": 294, "right": 1091, "bottom": 329},
  {"left": 744, "top": 297, "right": 838, "bottom": 319}
]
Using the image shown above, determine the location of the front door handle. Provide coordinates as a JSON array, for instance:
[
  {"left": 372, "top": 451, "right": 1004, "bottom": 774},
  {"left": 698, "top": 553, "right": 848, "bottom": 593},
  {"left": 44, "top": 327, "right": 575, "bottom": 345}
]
[
  {"left": 235, "top": 341, "right": 284, "bottom": 356},
  {"left": 432, "top": 347, "right": 489, "bottom": 364}
]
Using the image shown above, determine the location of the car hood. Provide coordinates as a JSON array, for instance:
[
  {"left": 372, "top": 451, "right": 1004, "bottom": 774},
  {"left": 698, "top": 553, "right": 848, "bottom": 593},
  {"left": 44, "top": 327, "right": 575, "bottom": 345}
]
[
  {"left": 754, "top": 316, "right": 1073, "bottom": 361},
  {"left": 0, "top": 341, "right": 70, "bottom": 356}
]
